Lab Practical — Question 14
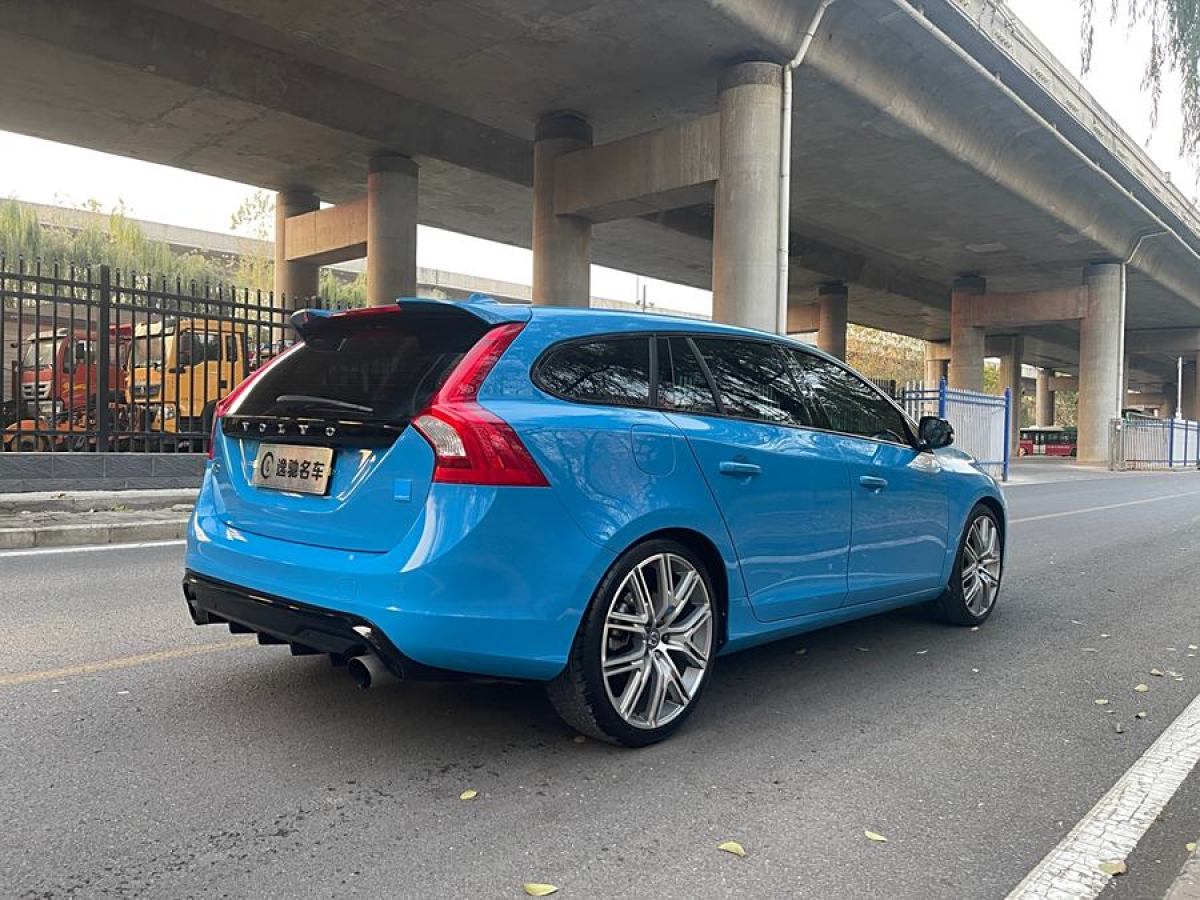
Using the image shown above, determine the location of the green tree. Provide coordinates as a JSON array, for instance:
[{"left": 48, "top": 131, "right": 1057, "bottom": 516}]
[
  {"left": 0, "top": 195, "right": 366, "bottom": 308},
  {"left": 845, "top": 325, "right": 925, "bottom": 386},
  {"left": 1081, "top": 1, "right": 1200, "bottom": 155}
]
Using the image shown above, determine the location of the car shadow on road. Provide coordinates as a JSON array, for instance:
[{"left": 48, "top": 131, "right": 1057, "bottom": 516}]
[{"left": 194, "top": 604, "right": 978, "bottom": 775}]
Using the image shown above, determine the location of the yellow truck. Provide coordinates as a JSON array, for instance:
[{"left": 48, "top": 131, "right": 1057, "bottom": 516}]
[{"left": 126, "top": 317, "right": 249, "bottom": 446}]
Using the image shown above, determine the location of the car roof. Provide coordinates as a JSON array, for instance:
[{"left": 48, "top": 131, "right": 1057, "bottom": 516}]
[{"left": 392, "top": 295, "right": 837, "bottom": 359}]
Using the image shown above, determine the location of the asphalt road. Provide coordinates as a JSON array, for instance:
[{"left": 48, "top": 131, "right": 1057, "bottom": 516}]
[{"left": 4, "top": 468, "right": 1200, "bottom": 899}]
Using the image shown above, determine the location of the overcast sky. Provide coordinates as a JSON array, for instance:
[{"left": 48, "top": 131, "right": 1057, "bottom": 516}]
[{"left": 0, "top": 2, "right": 1190, "bottom": 313}]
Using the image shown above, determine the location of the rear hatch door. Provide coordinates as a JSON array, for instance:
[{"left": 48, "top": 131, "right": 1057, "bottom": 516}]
[{"left": 211, "top": 302, "right": 525, "bottom": 552}]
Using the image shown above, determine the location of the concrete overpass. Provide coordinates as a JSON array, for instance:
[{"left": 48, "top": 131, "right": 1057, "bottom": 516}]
[{"left": 5, "top": 0, "right": 1200, "bottom": 460}]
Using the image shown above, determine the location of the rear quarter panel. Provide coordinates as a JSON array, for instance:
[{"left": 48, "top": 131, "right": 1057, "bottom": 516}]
[{"left": 481, "top": 319, "right": 754, "bottom": 645}]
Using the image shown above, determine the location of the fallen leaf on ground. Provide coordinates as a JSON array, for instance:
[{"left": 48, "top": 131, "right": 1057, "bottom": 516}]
[
  {"left": 1136, "top": 711, "right": 1148, "bottom": 719},
  {"left": 1114, "top": 722, "right": 1125, "bottom": 734},
  {"left": 1135, "top": 684, "right": 1150, "bottom": 693},
  {"left": 1150, "top": 668, "right": 1164, "bottom": 677},
  {"left": 459, "top": 789, "right": 478, "bottom": 801},
  {"left": 717, "top": 841, "right": 746, "bottom": 857},
  {"left": 1189, "top": 644, "right": 1198, "bottom": 651},
  {"left": 916, "top": 649, "right": 929, "bottom": 655},
  {"left": 864, "top": 830, "right": 888, "bottom": 843},
  {"left": 794, "top": 647, "right": 807, "bottom": 656},
  {"left": 1071, "top": 619, "right": 1083, "bottom": 625},
  {"left": 1095, "top": 699, "right": 1110, "bottom": 706},
  {"left": 1098, "top": 860, "right": 1128, "bottom": 876},
  {"left": 1100, "top": 633, "right": 1111, "bottom": 639},
  {"left": 1081, "top": 648, "right": 1099, "bottom": 653},
  {"left": 572, "top": 735, "right": 586, "bottom": 744},
  {"left": 523, "top": 884, "right": 559, "bottom": 896},
  {"left": 1187, "top": 842, "right": 1197, "bottom": 853},
  {"left": 970, "top": 626, "right": 980, "bottom": 632}
]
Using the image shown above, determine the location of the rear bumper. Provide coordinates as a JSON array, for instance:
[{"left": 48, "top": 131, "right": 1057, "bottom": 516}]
[
  {"left": 183, "top": 571, "right": 459, "bottom": 680},
  {"left": 185, "top": 465, "right": 618, "bottom": 681}
]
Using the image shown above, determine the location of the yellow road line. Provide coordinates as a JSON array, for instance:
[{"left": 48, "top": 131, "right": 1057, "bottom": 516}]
[{"left": 0, "top": 638, "right": 253, "bottom": 688}]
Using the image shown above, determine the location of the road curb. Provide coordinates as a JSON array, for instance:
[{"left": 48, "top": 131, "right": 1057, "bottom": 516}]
[
  {"left": 0, "top": 517, "right": 189, "bottom": 550},
  {"left": 0, "top": 488, "right": 198, "bottom": 515},
  {"left": 1167, "top": 844, "right": 1200, "bottom": 900}
]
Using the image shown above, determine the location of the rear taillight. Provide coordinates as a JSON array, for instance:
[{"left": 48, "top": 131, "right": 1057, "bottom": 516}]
[
  {"left": 412, "top": 323, "right": 548, "bottom": 487},
  {"left": 207, "top": 345, "right": 299, "bottom": 460}
]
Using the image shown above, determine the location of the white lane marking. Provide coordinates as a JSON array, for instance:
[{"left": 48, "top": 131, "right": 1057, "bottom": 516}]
[
  {"left": 1010, "top": 489, "right": 1200, "bottom": 524},
  {"left": 0, "top": 539, "right": 185, "bottom": 559},
  {"left": 1007, "top": 689, "right": 1200, "bottom": 899}
]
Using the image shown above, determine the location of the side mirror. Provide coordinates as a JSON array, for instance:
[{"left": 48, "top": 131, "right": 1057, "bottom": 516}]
[{"left": 918, "top": 415, "right": 954, "bottom": 450}]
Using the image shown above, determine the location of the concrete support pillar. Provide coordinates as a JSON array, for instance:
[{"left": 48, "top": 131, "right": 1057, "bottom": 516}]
[
  {"left": 274, "top": 189, "right": 320, "bottom": 310},
  {"left": 712, "top": 62, "right": 783, "bottom": 332},
  {"left": 367, "top": 154, "right": 418, "bottom": 306},
  {"left": 1035, "top": 368, "right": 1056, "bottom": 427},
  {"left": 533, "top": 112, "right": 593, "bottom": 307},
  {"left": 1184, "top": 362, "right": 1200, "bottom": 421},
  {"left": 924, "top": 342, "right": 949, "bottom": 391},
  {"left": 1077, "top": 262, "right": 1127, "bottom": 464},
  {"left": 949, "top": 276, "right": 987, "bottom": 391},
  {"left": 817, "top": 282, "right": 849, "bottom": 361},
  {"left": 1162, "top": 384, "right": 1178, "bottom": 419},
  {"left": 995, "top": 335, "right": 1024, "bottom": 452}
]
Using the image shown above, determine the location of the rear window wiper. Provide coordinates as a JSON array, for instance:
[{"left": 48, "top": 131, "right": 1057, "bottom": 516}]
[{"left": 274, "top": 394, "right": 375, "bottom": 414}]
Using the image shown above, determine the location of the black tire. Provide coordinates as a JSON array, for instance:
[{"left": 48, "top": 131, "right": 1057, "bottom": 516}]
[
  {"left": 546, "top": 538, "right": 719, "bottom": 747},
  {"left": 929, "top": 504, "right": 1004, "bottom": 626}
]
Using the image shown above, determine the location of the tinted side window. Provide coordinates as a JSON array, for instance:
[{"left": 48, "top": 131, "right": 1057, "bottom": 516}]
[
  {"left": 787, "top": 350, "right": 911, "bottom": 443},
  {"left": 691, "top": 338, "right": 814, "bottom": 426},
  {"left": 656, "top": 337, "right": 718, "bottom": 413},
  {"left": 538, "top": 336, "right": 651, "bottom": 407}
]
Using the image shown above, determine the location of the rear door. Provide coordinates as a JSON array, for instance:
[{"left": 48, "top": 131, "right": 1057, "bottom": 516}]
[
  {"left": 211, "top": 308, "right": 495, "bottom": 552},
  {"left": 661, "top": 336, "right": 852, "bottom": 621},
  {"left": 784, "top": 349, "right": 949, "bottom": 605}
]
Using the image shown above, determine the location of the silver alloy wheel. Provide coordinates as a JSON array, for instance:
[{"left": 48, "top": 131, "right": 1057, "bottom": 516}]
[
  {"left": 600, "top": 552, "right": 714, "bottom": 730},
  {"left": 961, "top": 515, "right": 1002, "bottom": 616}
]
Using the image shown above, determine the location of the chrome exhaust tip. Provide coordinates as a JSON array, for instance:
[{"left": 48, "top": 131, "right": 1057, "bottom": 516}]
[{"left": 346, "top": 654, "right": 395, "bottom": 689}]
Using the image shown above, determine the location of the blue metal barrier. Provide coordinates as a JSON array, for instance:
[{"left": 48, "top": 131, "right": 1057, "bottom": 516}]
[
  {"left": 901, "top": 379, "right": 1011, "bottom": 481},
  {"left": 1113, "top": 416, "right": 1200, "bottom": 470}
]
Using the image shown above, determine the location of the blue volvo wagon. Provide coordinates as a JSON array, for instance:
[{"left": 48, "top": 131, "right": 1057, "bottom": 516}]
[{"left": 183, "top": 297, "right": 1006, "bottom": 746}]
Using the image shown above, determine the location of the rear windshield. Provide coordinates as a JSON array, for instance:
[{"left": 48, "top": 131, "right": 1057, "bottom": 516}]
[{"left": 232, "top": 312, "right": 488, "bottom": 422}]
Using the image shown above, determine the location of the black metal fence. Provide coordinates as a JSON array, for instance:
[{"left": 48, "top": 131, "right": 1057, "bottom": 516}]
[{"left": 1, "top": 258, "right": 307, "bottom": 453}]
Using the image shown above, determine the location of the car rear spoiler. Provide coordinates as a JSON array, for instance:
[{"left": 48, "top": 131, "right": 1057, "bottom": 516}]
[{"left": 290, "top": 295, "right": 532, "bottom": 340}]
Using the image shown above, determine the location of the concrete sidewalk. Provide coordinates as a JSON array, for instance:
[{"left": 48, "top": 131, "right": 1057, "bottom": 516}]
[{"left": 0, "top": 489, "right": 195, "bottom": 549}]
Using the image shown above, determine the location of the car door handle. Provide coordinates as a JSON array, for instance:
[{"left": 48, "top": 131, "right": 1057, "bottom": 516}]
[
  {"left": 719, "top": 461, "right": 762, "bottom": 477},
  {"left": 859, "top": 475, "right": 888, "bottom": 491}
]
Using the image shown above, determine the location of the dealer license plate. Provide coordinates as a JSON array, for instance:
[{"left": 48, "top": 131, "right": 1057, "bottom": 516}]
[{"left": 251, "top": 444, "right": 334, "bottom": 495}]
